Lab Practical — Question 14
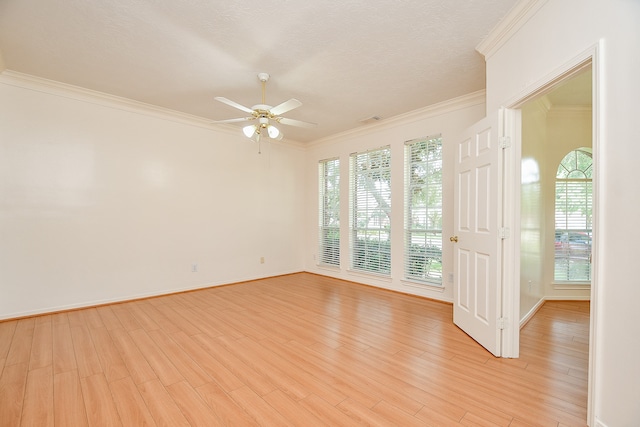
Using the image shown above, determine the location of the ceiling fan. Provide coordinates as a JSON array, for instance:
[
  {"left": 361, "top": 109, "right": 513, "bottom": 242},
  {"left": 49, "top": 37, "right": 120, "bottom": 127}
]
[{"left": 213, "top": 73, "right": 316, "bottom": 142}]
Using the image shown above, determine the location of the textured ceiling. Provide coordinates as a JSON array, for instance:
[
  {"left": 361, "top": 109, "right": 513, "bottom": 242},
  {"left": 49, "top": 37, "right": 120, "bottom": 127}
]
[{"left": 0, "top": 0, "right": 520, "bottom": 143}]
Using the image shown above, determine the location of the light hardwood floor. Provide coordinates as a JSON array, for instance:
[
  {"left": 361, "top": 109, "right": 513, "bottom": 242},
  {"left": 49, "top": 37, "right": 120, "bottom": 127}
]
[{"left": 0, "top": 273, "right": 589, "bottom": 426}]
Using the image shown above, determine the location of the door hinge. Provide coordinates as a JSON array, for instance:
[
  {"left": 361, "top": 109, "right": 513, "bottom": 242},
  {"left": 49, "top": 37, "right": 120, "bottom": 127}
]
[
  {"left": 499, "top": 227, "right": 510, "bottom": 239},
  {"left": 499, "top": 136, "right": 511, "bottom": 148},
  {"left": 498, "top": 317, "right": 508, "bottom": 330}
]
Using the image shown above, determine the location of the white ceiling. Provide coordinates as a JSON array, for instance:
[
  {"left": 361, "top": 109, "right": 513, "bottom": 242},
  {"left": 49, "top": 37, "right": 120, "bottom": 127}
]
[{"left": 0, "top": 0, "right": 521, "bottom": 143}]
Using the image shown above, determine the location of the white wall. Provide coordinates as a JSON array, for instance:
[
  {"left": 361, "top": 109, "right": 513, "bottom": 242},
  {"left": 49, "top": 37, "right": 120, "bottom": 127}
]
[
  {"left": 0, "top": 73, "right": 306, "bottom": 319},
  {"left": 303, "top": 93, "right": 485, "bottom": 302},
  {"left": 485, "top": 0, "right": 640, "bottom": 424},
  {"left": 519, "top": 100, "right": 547, "bottom": 319}
]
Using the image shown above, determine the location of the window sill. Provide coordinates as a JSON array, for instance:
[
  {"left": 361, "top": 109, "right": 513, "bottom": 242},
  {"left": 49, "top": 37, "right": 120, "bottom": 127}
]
[
  {"left": 316, "top": 263, "right": 341, "bottom": 272},
  {"left": 553, "top": 282, "right": 591, "bottom": 291},
  {"left": 347, "top": 269, "right": 392, "bottom": 283},
  {"left": 401, "top": 279, "right": 445, "bottom": 293}
]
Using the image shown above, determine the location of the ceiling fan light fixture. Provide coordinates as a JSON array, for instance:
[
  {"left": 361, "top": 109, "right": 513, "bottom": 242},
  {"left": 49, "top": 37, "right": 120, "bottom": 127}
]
[
  {"left": 242, "top": 124, "right": 257, "bottom": 138},
  {"left": 267, "top": 124, "right": 280, "bottom": 139}
]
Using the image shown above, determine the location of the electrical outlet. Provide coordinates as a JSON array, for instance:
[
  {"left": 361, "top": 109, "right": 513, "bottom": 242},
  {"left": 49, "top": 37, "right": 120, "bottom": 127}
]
[
  {"left": 191, "top": 263, "right": 198, "bottom": 272},
  {"left": 260, "top": 257, "right": 265, "bottom": 264},
  {"left": 448, "top": 272, "right": 454, "bottom": 283}
]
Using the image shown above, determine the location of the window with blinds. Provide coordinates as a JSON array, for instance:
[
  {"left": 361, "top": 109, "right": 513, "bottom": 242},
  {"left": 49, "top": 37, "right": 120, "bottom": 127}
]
[
  {"left": 554, "top": 149, "right": 592, "bottom": 282},
  {"left": 404, "top": 135, "right": 443, "bottom": 284},
  {"left": 349, "top": 147, "right": 391, "bottom": 274},
  {"left": 318, "top": 158, "right": 340, "bottom": 266}
]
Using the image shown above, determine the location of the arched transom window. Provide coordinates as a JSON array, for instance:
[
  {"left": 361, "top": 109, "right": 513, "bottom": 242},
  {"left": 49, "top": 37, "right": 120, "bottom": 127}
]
[{"left": 554, "top": 149, "right": 592, "bottom": 282}]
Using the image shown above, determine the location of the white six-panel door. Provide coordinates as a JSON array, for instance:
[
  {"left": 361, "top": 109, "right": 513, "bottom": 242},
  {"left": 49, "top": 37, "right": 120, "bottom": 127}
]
[{"left": 452, "top": 112, "right": 503, "bottom": 356}]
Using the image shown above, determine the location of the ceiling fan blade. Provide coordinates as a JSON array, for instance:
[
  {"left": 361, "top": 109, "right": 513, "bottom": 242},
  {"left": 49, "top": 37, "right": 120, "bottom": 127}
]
[
  {"left": 270, "top": 98, "right": 302, "bottom": 116},
  {"left": 214, "top": 97, "right": 255, "bottom": 114},
  {"left": 276, "top": 117, "right": 317, "bottom": 128},
  {"left": 212, "top": 117, "right": 254, "bottom": 124}
]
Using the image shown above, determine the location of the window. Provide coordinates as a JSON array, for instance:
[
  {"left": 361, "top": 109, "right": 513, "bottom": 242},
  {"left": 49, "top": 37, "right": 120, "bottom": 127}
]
[
  {"left": 350, "top": 147, "right": 391, "bottom": 274},
  {"left": 318, "top": 158, "right": 340, "bottom": 266},
  {"left": 404, "top": 135, "right": 443, "bottom": 284},
  {"left": 554, "top": 148, "right": 592, "bottom": 282}
]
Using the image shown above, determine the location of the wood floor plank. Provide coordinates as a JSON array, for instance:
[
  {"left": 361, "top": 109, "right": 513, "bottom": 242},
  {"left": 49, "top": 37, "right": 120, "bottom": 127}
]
[
  {"left": 0, "top": 321, "right": 17, "bottom": 361},
  {"left": 146, "top": 329, "right": 213, "bottom": 388},
  {"left": 0, "top": 273, "right": 590, "bottom": 426},
  {"left": 53, "top": 369, "right": 88, "bottom": 426},
  {"left": 170, "top": 331, "right": 246, "bottom": 393},
  {"left": 6, "top": 318, "right": 35, "bottom": 367},
  {"left": 81, "top": 308, "right": 106, "bottom": 330},
  {"left": 337, "top": 397, "right": 399, "bottom": 427},
  {"left": 29, "top": 321, "right": 52, "bottom": 370},
  {"left": 52, "top": 322, "right": 77, "bottom": 375},
  {"left": 229, "top": 385, "right": 296, "bottom": 427},
  {"left": 88, "top": 328, "right": 130, "bottom": 383},
  {"left": 95, "top": 306, "right": 124, "bottom": 331},
  {"left": 21, "top": 365, "right": 54, "bottom": 427},
  {"left": 217, "top": 335, "right": 310, "bottom": 401},
  {"left": 70, "top": 325, "right": 103, "bottom": 378},
  {"left": 262, "top": 389, "right": 326, "bottom": 427},
  {"left": 0, "top": 362, "right": 29, "bottom": 426},
  {"left": 133, "top": 301, "right": 181, "bottom": 335},
  {"left": 195, "top": 382, "right": 257, "bottom": 427},
  {"left": 109, "top": 328, "right": 157, "bottom": 385},
  {"left": 128, "top": 329, "right": 183, "bottom": 386},
  {"left": 126, "top": 302, "right": 161, "bottom": 332},
  {"left": 80, "top": 373, "right": 123, "bottom": 427},
  {"left": 110, "top": 304, "right": 142, "bottom": 332},
  {"left": 190, "top": 332, "right": 278, "bottom": 396},
  {"left": 165, "top": 380, "right": 225, "bottom": 426},
  {"left": 137, "top": 379, "right": 191, "bottom": 427},
  {"left": 109, "top": 376, "right": 156, "bottom": 426},
  {"left": 299, "top": 393, "right": 362, "bottom": 426},
  {"left": 50, "top": 312, "right": 69, "bottom": 325},
  {"left": 371, "top": 399, "right": 429, "bottom": 427},
  {"left": 154, "top": 304, "right": 202, "bottom": 336}
]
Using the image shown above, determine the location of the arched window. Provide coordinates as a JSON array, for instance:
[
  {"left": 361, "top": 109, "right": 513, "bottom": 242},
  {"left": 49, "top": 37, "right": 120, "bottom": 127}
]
[{"left": 554, "top": 148, "right": 592, "bottom": 282}]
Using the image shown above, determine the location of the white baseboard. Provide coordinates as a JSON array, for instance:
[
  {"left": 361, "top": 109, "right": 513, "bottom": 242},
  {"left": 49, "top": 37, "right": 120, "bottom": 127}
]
[
  {"left": 520, "top": 297, "right": 545, "bottom": 328},
  {"left": 0, "top": 270, "right": 303, "bottom": 321}
]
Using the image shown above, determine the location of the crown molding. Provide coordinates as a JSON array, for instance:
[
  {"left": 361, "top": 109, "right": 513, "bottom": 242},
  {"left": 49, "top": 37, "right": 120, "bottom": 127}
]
[
  {"left": 476, "top": 0, "right": 548, "bottom": 60},
  {"left": 0, "top": 70, "right": 482, "bottom": 151},
  {"left": 307, "top": 90, "right": 486, "bottom": 148},
  {"left": 0, "top": 70, "right": 307, "bottom": 149},
  {"left": 0, "top": 70, "right": 217, "bottom": 128}
]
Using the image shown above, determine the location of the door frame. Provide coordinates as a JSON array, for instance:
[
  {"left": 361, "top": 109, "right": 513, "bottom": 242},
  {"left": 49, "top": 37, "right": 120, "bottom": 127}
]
[{"left": 501, "top": 43, "right": 601, "bottom": 426}]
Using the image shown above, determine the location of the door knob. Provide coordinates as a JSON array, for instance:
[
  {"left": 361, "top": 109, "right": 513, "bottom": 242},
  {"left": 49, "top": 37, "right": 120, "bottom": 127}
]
[{"left": 450, "top": 236, "right": 458, "bottom": 243}]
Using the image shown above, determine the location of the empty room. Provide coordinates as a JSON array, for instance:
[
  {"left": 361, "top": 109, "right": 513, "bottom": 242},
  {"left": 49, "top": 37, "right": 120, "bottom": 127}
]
[{"left": 0, "top": 0, "right": 638, "bottom": 426}]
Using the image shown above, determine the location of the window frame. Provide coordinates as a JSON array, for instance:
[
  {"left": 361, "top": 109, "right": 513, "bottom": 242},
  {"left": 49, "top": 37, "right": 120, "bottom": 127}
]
[
  {"left": 554, "top": 148, "right": 593, "bottom": 283},
  {"left": 349, "top": 146, "right": 392, "bottom": 276},
  {"left": 404, "top": 135, "right": 443, "bottom": 286},
  {"left": 318, "top": 157, "right": 341, "bottom": 267}
]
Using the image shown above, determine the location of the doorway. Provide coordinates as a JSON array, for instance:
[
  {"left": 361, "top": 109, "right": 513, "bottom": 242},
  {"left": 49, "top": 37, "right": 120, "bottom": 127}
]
[
  {"left": 512, "top": 57, "right": 596, "bottom": 424},
  {"left": 519, "top": 66, "right": 593, "bottom": 324}
]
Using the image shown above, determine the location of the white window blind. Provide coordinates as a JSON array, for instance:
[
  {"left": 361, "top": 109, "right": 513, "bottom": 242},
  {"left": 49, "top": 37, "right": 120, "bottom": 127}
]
[
  {"left": 404, "top": 135, "right": 443, "bottom": 284},
  {"left": 349, "top": 147, "right": 391, "bottom": 274},
  {"left": 554, "top": 149, "right": 592, "bottom": 282},
  {"left": 318, "top": 158, "right": 340, "bottom": 266}
]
